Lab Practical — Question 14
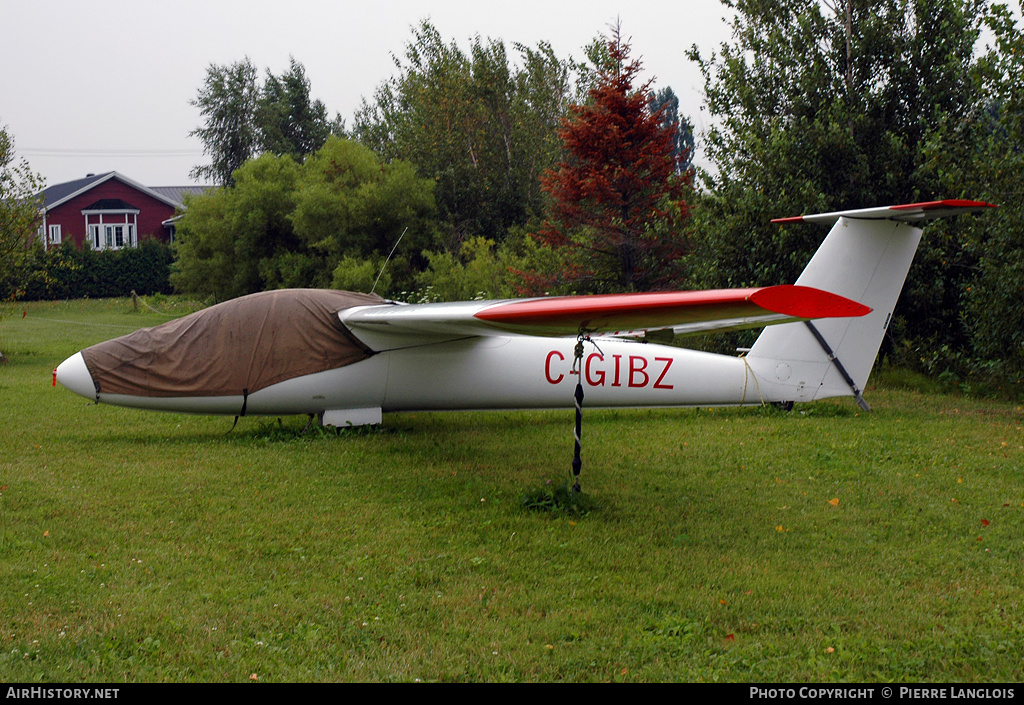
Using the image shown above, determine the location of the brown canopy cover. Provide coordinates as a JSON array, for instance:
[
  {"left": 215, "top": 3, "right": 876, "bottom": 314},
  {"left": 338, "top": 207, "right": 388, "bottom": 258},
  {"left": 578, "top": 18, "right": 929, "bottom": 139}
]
[{"left": 81, "top": 289, "right": 384, "bottom": 397}]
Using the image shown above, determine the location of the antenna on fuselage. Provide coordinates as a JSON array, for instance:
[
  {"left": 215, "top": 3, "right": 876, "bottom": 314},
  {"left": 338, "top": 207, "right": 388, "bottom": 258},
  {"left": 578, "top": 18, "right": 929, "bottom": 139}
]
[{"left": 371, "top": 227, "right": 409, "bottom": 295}]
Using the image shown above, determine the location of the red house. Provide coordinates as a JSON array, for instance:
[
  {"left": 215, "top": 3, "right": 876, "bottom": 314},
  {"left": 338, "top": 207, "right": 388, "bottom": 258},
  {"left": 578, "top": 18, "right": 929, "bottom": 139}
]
[{"left": 37, "top": 172, "right": 207, "bottom": 250}]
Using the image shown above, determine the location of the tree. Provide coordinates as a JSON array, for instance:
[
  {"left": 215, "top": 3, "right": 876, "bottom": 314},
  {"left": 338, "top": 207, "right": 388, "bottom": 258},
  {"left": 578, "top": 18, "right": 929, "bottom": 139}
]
[
  {"left": 526, "top": 27, "right": 692, "bottom": 294},
  {"left": 189, "top": 59, "right": 261, "bottom": 186},
  {"left": 173, "top": 152, "right": 302, "bottom": 299},
  {"left": 0, "top": 124, "right": 44, "bottom": 361},
  {"left": 289, "top": 137, "right": 437, "bottom": 286},
  {"left": 172, "top": 137, "right": 436, "bottom": 301},
  {"left": 190, "top": 57, "right": 341, "bottom": 186},
  {"left": 921, "top": 2, "right": 1024, "bottom": 376},
  {"left": 257, "top": 57, "right": 344, "bottom": 162},
  {"left": 687, "top": 0, "right": 987, "bottom": 358},
  {"left": 648, "top": 87, "right": 695, "bottom": 177},
  {"left": 353, "top": 21, "right": 577, "bottom": 246},
  {"left": 0, "top": 126, "right": 43, "bottom": 298}
]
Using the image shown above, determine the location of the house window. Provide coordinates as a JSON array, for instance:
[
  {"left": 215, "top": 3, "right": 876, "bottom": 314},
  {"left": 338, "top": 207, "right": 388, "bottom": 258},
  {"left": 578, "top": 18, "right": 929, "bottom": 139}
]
[
  {"left": 81, "top": 199, "right": 140, "bottom": 250},
  {"left": 48, "top": 224, "right": 61, "bottom": 245},
  {"left": 88, "top": 223, "right": 135, "bottom": 250},
  {"left": 101, "top": 225, "right": 134, "bottom": 249}
]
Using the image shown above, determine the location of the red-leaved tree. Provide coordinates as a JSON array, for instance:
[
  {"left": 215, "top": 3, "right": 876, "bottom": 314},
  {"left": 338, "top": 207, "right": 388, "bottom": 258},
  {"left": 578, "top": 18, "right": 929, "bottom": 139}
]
[{"left": 523, "top": 27, "right": 692, "bottom": 294}]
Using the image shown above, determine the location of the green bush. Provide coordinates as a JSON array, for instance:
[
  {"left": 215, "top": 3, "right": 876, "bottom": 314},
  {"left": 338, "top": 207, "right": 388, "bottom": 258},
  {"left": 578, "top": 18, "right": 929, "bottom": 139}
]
[{"left": 15, "top": 239, "right": 173, "bottom": 301}]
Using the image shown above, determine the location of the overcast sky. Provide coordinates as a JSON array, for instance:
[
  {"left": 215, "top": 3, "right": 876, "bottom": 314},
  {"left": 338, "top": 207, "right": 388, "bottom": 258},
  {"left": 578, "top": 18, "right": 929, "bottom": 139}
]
[
  {"left": 1, "top": 0, "right": 740, "bottom": 188},
  {"left": 3, "top": 0, "right": 1020, "bottom": 190}
]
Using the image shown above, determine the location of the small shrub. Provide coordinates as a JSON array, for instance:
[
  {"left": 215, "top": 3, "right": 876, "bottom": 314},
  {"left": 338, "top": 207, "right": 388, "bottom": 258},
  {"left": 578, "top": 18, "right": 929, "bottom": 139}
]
[{"left": 520, "top": 482, "right": 598, "bottom": 516}]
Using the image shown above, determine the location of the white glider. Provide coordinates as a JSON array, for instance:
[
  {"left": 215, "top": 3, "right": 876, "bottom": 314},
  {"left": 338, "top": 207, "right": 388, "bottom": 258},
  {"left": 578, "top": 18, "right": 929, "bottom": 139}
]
[{"left": 56, "top": 200, "right": 994, "bottom": 428}]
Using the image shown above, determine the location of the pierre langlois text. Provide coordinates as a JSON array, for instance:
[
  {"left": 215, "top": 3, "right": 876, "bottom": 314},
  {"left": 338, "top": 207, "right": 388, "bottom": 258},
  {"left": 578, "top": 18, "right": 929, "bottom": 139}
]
[{"left": 750, "top": 687, "right": 1015, "bottom": 700}]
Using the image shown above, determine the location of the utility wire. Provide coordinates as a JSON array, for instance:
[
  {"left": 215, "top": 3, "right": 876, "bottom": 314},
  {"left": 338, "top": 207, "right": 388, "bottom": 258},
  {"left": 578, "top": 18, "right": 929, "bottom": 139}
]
[{"left": 20, "top": 148, "right": 202, "bottom": 157}]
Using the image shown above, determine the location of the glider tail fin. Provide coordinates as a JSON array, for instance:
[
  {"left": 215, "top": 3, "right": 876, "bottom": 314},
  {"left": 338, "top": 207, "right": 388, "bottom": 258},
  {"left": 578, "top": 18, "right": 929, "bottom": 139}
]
[{"left": 745, "top": 200, "right": 995, "bottom": 407}]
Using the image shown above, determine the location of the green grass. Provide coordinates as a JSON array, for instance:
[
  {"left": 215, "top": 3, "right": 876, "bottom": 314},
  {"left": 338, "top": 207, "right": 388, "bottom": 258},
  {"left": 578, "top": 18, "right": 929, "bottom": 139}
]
[{"left": 2, "top": 298, "right": 1023, "bottom": 682}]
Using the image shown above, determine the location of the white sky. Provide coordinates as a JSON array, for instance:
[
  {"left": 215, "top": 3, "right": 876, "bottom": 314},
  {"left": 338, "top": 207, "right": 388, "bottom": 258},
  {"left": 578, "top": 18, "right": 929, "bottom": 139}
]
[
  {"left": 1, "top": 0, "right": 736, "bottom": 188},
  {"left": 3, "top": 0, "right": 1019, "bottom": 190}
]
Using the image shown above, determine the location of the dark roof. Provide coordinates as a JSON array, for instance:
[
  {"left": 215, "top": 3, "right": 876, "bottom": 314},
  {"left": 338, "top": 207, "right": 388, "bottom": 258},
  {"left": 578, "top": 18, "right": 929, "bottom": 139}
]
[
  {"left": 39, "top": 172, "right": 113, "bottom": 208},
  {"left": 37, "top": 171, "right": 199, "bottom": 212},
  {"left": 82, "top": 198, "right": 140, "bottom": 212},
  {"left": 149, "top": 185, "right": 212, "bottom": 204}
]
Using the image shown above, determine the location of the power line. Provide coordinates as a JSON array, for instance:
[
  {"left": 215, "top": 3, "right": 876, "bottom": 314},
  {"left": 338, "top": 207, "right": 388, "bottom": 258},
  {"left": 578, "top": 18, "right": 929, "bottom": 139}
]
[{"left": 19, "top": 147, "right": 202, "bottom": 157}]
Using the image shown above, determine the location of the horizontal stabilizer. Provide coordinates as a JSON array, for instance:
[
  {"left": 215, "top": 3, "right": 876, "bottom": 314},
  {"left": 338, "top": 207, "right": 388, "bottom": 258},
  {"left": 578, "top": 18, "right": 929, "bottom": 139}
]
[{"left": 772, "top": 199, "right": 996, "bottom": 226}]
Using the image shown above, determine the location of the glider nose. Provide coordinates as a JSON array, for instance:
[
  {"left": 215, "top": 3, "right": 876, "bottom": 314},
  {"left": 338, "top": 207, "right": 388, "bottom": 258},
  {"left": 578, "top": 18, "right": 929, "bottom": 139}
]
[{"left": 56, "top": 352, "right": 97, "bottom": 400}]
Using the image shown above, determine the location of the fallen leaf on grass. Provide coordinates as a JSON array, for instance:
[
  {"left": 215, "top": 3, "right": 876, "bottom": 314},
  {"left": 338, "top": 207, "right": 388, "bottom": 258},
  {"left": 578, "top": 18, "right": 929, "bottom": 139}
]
[{"left": 828, "top": 498, "right": 840, "bottom": 507}]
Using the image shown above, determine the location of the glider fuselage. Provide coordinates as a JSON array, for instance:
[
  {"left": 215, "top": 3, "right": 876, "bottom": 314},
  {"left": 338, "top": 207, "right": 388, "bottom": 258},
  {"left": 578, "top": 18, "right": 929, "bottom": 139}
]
[{"left": 58, "top": 334, "right": 757, "bottom": 420}]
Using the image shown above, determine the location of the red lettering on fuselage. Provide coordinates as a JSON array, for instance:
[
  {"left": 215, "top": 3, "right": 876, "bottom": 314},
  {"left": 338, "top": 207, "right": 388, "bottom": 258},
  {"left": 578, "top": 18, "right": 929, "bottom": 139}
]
[
  {"left": 628, "top": 355, "right": 649, "bottom": 387},
  {"left": 545, "top": 350, "right": 565, "bottom": 384},
  {"left": 653, "top": 357, "right": 674, "bottom": 389},
  {"left": 545, "top": 350, "right": 674, "bottom": 390},
  {"left": 585, "top": 353, "right": 605, "bottom": 386}
]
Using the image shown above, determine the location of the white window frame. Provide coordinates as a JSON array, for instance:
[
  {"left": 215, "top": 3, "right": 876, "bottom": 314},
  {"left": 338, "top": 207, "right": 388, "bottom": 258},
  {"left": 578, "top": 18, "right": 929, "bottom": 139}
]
[
  {"left": 48, "top": 224, "right": 61, "bottom": 245},
  {"left": 83, "top": 211, "right": 139, "bottom": 251},
  {"left": 100, "top": 224, "right": 135, "bottom": 250}
]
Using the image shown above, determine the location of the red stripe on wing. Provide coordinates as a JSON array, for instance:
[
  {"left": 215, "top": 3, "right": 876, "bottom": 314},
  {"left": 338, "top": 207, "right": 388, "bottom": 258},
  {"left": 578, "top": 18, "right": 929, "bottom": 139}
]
[
  {"left": 888, "top": 199, "right": 996, "bottom": 212},
  {"left": 474, "top": 285, "right": 869, "bottom": 332}
]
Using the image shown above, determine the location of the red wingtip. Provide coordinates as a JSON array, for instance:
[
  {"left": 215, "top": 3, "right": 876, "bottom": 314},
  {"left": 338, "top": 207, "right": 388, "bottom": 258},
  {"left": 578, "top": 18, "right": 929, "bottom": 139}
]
[{"left": 750, "top": 285, "right": 871, "bottom": 319}]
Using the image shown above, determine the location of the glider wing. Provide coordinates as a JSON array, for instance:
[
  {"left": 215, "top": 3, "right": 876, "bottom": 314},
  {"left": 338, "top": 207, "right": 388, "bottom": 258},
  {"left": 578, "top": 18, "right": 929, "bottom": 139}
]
[{"left": 341, "top": 284, "right": 871, "bottom": 348}]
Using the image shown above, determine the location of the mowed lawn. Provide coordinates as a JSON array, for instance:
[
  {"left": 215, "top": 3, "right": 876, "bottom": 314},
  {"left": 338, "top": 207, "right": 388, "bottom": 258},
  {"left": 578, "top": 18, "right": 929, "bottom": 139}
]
[{"left": 2, "top": 298, "right": 1023, "bottom": 682}]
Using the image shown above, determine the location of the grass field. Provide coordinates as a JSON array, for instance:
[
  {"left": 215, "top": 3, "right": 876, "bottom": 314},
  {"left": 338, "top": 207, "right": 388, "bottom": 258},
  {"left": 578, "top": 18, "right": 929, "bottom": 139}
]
[{"left": 2, "top": 298, "right": 1023, "bottom": 682}]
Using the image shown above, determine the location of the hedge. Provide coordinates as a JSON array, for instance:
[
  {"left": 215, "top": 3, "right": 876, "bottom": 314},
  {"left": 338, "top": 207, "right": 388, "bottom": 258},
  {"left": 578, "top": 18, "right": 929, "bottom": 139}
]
[{"left": 11, "top": 239, "right": 174, "bottom": 301}]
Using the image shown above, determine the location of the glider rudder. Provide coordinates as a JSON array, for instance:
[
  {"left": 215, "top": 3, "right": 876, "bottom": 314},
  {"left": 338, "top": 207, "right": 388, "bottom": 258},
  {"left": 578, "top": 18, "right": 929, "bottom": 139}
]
[{"left": 745, "top": 200, "right": 995, "bottom": 407}]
